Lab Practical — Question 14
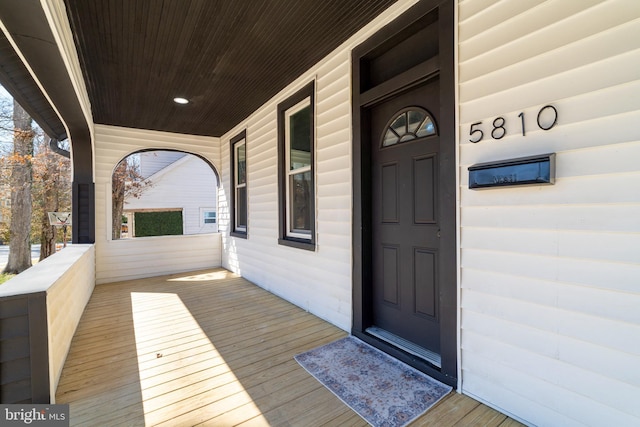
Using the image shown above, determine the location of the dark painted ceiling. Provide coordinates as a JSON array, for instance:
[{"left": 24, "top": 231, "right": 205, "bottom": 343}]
[{"left": 64, "top": 0, "right": 398, "bottom": 137}]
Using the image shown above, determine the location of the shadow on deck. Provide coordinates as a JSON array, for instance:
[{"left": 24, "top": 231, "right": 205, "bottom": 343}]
[{"left": 56, "top": 268, "right": 523, "bottom": 426}]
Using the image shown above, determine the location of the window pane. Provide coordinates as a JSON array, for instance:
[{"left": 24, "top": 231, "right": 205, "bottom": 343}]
[
  {"left": 390, "top": 113, "right": 407, "bottom": 136},
  {"left": 204, "top": 211, "right": 216, "bottom": 224},
  {"left": 382, "top": 129, "right": 399, "bottom": 147},
  {"left": 289, "top": 105, "right": 311, "bottom": 170},
  {"left": 236, "top": 143, "right": 246, "bottom": 185},
  {"left": 289, "top": 171, "right": 311, "bottom": 233},
  {"left": 416, "top": 116, "right": 436, "bottom": 137},
  {"left": 408, "top": 110, "right": 426, "bottom": 133},
  {"left": 236, "top": 187, "right": 247, "bottom": 228}
]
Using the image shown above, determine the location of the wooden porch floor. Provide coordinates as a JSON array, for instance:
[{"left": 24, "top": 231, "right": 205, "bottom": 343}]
[{"left": 56, "top": 268, "right": 524, "bottom": 426}]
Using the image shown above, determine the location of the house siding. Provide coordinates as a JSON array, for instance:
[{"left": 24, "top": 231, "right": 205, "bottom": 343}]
[
  {"left": 219, "top": 0, "right": 423, "bottom": 332},
  {"left": 138, "top": 151, "right": 187, "bottom": 178},
  {"left": 0, "top": 295, "right": 33, "bottom": 403},
  {"left": 458, "top": 0, "right": 640, "bottom": 425},
  {"left": 218, "top": 0, "right": 640, "bottom": 425},
  {"left": 93, "top": 125, "right": 222, "bottom": 284}
]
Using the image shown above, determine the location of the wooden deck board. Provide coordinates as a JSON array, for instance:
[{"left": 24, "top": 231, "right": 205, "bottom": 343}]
[
  {"left": 454, "top": 405, "right": 508, "bottom": 426},
  {"left": 413, "top": 392, "right": 479, "bottom": 426},
  {"left": 56, "top": 268, "right": 524, "bottom": 426}
]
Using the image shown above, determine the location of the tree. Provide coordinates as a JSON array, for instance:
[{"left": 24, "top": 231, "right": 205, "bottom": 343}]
[
  {"left": 0, "top": 98, "right": 12, "bottom": 244},
  {"left": 3, "top": 99, "right": 34, "bottom": 274},
  {"left": 31, "top": 136, "right": 71, "bottom": 260},
  {"left": 0, "top": 90, "right": 72, "bottom": 268},
  {"left": 112, "top": 156, "right": 151, "bottom": 239}
]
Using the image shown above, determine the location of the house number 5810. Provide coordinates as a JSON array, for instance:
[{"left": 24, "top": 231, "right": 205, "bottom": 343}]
[{"left": 469, "top": 105, "right": 558, "bottom": 143}]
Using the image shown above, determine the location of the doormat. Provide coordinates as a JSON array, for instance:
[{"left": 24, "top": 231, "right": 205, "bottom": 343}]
[{"left": 294, "top": 336, "right": 452, "bottom": 427}]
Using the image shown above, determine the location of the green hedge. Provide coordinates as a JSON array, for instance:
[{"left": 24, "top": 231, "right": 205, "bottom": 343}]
[{"left": 134, "top": 211, "right": 183, "bottom": 237}]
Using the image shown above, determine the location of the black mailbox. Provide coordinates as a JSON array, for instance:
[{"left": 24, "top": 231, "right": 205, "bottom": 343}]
[{"left": 468, "top": 153, "right": 555, "bottom": 189}]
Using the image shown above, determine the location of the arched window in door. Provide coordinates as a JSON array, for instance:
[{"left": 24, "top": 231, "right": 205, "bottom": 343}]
[{"left": 381, "top": 107, "right": 437, "bottom": 147}]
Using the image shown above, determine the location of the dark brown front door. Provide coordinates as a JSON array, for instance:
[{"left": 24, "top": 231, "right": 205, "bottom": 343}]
[
  {"left": 369, "top": 79, "right": 443, "bottom": 362},
  {"left": 352, "top": 0, "right": 456, "bottom": 385}
]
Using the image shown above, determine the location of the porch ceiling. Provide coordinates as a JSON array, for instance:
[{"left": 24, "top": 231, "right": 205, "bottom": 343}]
[
  {"left": 64, "top": 0, "right": 398, "bottom": 137},
  {"left": 0, "top": 33, "right": 67, "bottom": 141}
]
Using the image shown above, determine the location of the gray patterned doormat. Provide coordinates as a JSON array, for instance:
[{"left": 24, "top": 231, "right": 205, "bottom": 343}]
[{"left": 295, "top": 336, "right": 452, "bottom": 427}]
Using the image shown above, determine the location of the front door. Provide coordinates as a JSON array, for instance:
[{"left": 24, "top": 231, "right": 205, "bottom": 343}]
[
  {"left": 351, "top": 0, "right": 456, "bottom": 385},
  {"left": 368, "top": 79, "right": 444, "bottom": 364}
]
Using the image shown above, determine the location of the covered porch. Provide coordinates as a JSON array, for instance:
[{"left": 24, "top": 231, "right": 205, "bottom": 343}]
[
  {"left": 56, "top": 268, "right": 521, "bottom": 426},
  {"left": 5, "top": 1, "right": 636, "bottom": 425}
]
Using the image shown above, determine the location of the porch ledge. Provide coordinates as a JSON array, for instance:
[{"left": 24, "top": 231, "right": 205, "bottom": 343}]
[
  {"left": 0, "top": 244, "right": 94, "bottom": 297},
  {"left": 97, "top": 233, "right": 222, "bottom": 284},
  {"left": 0, "top": 244, "right": 96, "bottom": 403}
]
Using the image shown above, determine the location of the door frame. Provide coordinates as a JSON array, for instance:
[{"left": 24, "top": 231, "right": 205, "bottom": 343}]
[{"left": 351, "top": 0, "right": 457, "bottom": 387}]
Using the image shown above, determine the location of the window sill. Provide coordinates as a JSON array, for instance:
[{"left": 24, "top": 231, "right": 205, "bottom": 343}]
[
  {"left": 230, "top": 231, "right": 247, "bottom": 239},
  {"left": 278, "top": 238, "right": 315, "bottom": 251}
]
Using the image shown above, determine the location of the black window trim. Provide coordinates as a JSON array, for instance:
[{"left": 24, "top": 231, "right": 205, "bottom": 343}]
[
  {"left": 230, "top": 129, "right": 248, "bottom": 238},
  {"left": 277, "top": 81, "right": 316, "bottom": 251}
]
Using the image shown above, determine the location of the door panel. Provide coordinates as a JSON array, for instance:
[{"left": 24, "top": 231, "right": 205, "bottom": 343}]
[
  {"left": 414, "top": 248, "right": 436, "bottom": 318},
  {"left": 414, "top": 156, "right": 436, "bottom": 223},
  {"left": 382, "top": 245, "right": 399, "bottom": 305},
  {"left": 381, "top": 164, "right": 399, "bottom": 223}
]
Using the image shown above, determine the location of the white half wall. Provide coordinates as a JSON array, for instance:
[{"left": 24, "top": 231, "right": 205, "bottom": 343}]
[{"left": 0, "top": 244, "right": 96, "bottom": 402}]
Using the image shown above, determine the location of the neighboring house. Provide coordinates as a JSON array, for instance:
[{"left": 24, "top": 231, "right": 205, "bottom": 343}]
[
  {"left": 0, "top": 1, "right": 639, "bottom": 426},
  {"left": 122, "top": 151, "right": 218, "bottom": 236}
]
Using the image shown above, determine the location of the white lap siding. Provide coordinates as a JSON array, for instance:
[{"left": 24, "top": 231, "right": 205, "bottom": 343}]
[
  {"left": 219, "top": 68, "right": 354, "bottom": 330},
  {"left": 458, "top": 0, "right": 640, "bottom": 425},
  {"left": 94, "top": 125, "right": 222, "bottom": 284},
  {"left": 219, "top": 0, "right": 423, "bottom": 331}
]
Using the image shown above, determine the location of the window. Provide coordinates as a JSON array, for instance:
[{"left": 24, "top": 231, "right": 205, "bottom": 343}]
[
  {"left": 277, "top": 82, "right": 315, "bottom": 250},
  {"left": 381, "top": 108, "right": 437, "bottom": 147},
  {"left": 230, "top": 131, "right": 247, "bottom": 237},
  {"left": 203, "top": 210, "right": 216, "bottom": 224}
]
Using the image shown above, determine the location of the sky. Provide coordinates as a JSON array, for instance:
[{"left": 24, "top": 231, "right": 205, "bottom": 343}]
[{"left": 0, "top": 84, "right": 13, "bottom": 147}]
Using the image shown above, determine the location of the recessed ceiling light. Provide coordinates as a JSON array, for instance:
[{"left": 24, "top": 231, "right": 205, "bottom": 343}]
[{"left": 173, "top": 97, "right": 189, "bottom": 104}]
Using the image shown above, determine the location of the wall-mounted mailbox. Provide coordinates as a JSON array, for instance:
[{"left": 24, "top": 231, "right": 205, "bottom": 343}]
[{"left": 468, "top": 153, "right": 555, "bottom": 189}]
